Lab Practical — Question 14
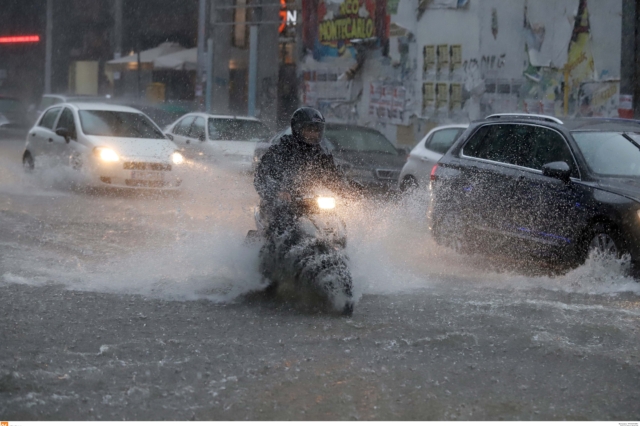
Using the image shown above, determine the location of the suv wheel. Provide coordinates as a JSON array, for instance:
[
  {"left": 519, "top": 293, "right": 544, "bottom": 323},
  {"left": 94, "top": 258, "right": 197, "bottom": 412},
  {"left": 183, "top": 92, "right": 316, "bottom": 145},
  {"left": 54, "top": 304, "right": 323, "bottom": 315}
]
[{"left": 580, "top": 223, "right": 627, "bottom": 262}]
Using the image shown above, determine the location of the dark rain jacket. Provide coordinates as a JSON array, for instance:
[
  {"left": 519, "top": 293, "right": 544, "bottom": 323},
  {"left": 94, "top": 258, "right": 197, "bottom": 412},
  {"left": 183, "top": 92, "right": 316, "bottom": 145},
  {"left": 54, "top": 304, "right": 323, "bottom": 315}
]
[{"left": 254, "top": 134, "right": 349, "bottom": 209}]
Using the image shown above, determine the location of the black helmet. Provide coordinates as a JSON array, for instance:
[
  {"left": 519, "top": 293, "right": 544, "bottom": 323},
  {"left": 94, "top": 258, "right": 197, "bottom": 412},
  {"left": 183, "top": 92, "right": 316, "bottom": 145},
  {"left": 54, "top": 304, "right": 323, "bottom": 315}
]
[{"left": 291, "top": 107, "right": 325, "bottom": 145}]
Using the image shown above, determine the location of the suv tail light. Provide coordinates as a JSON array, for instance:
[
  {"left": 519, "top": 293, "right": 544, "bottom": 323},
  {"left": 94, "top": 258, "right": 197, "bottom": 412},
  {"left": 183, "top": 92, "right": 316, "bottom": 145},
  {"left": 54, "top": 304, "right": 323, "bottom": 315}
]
[{"left": 430, "top": 164, "right": 438, "bottom": 181}]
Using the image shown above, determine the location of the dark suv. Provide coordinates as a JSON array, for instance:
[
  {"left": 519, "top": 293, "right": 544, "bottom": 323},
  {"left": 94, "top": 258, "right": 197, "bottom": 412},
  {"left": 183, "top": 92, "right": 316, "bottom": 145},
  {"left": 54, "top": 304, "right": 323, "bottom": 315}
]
[{"left": 430, "top": 114, "right": 640, "bottom": 270}]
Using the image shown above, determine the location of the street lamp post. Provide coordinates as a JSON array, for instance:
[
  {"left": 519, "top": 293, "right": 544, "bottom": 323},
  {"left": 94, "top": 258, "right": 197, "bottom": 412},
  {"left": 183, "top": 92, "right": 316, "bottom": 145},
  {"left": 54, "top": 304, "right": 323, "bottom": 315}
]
[
  {"left": 44, "top": 0, "right": 52, "bottom": 93},
  {"left": 197, "top": 0, "right": 206, "bottom": 109}
]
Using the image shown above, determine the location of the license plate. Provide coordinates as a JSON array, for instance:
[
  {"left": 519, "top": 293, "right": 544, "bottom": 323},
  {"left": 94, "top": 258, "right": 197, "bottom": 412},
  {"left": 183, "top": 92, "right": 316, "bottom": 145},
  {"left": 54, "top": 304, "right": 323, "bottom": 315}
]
[{"left": 131, "top": 171, "right": 164, "bottom": 181}]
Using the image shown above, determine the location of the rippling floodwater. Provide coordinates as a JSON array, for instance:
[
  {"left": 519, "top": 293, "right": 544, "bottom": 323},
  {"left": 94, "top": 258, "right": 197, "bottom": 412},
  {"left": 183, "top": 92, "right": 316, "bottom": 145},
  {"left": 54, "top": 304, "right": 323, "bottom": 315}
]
[{"left": 1, "top": 131, "right": 639, "bottom": 421}]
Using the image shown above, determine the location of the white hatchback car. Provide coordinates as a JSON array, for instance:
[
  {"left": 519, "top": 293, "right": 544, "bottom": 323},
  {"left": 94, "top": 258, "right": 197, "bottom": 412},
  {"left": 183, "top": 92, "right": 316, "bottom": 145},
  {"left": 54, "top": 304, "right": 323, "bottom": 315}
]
[
  {"left": 398, "top": 124, "right": 468, "bottom": 191},
  {"left": 23, "top": 103, "right": 184, "bottom": 189},
  {"left": 164, "top": 113, "right": 271, "bottom": 170}
]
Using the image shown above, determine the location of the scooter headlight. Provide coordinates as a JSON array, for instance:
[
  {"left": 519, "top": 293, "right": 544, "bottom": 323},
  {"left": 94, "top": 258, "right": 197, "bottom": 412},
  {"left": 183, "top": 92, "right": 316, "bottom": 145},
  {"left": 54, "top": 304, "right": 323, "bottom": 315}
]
[
  {"left": 317, "top": 197, "right": 336, "bottom": 210},
  {"left": 94, "top": 147, "right": 119, "bottom": 162},
  {"left": 172, "top": 151, "right": 184, "bottom": 165}
]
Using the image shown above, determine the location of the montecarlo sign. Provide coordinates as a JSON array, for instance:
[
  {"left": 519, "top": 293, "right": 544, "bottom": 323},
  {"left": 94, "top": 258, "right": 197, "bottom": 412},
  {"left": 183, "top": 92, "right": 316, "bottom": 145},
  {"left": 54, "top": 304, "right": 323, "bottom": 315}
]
[{"left": 318, "top": 0, "right": 376, "bottom": 43}]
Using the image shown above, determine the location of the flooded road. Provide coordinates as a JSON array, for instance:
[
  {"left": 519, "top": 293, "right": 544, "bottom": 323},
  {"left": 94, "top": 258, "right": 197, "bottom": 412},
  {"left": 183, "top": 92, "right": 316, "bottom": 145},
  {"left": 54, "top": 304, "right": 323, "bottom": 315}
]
[{"left": 1, "top": 129, "right": 639, "bottom": 420}]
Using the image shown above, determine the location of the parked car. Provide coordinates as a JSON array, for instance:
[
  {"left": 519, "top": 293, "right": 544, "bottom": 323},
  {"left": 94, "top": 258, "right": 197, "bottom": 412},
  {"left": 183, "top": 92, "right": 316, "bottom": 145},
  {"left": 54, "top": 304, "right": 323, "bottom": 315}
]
[
  {"left": 398, "top": 124, "right": 468, "bottom": 191},
  {"left": 253, "top": 123, "right": 406, "bottom": 192},
  {"left": 164, "top": 113, "right": 271, "bottom": 170},
  {"left": 107, "top": 98, "right": 197, "bottom": 129},
  {"left": 430, "top": 113, "right": 640, "bottom": 271},
  {"left": 114, "top": 102, "right": 182, "bottom": 129},
  {"left": 0, "top": 95, "right": 29, "bottom": 129},
  {"left": 29, "top": 93, "right": 110, "bottom": 125},
  {"left": 23, "top": 102, "right": 184, "bottom": 189}
]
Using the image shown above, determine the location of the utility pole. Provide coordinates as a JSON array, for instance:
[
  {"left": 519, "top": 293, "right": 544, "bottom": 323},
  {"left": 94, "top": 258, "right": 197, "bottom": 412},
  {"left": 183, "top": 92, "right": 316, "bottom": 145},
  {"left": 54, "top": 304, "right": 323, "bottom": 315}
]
[
  {"left": 248, "top": 25, "right": 258, "bottom": 117},
  {"left": 113, "top": 0, "right": 122, "bottom": 59},
  {"left": 111, "top": 0, "right": 123, "bottom": 96},
  {"left": 44, "top": 0, "right": 52, "bottom": 93},
  {"left": 197, "top": 0, "right": 207, "bottom": 108},
  {"left": 208, "top": 0, "right": 219, "bottom": 113},
  {"left": 248, "top": 0, "right": 262, "bottom": 117},
  {"left": 620, "top": 0, "right": 638, "bottom": 118},
  {"left": 206, "top": 37, "right": 214, "bottom": 112},
  {"left": 114, "top": 0, "right": 123, "bottom": 59}
]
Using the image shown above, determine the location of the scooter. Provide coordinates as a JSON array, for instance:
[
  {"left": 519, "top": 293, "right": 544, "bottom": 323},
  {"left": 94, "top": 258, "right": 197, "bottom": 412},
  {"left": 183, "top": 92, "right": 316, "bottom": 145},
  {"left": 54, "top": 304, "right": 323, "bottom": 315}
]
[{"left": 246, "top": 189, "right": 354, "bottom": 316}]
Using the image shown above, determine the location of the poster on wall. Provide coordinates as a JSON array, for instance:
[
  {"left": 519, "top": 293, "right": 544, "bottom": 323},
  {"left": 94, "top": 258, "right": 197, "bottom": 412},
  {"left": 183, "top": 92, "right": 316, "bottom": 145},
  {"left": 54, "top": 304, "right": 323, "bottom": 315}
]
[
  {"left": 422, "top": 82, "right": 435, "bottom": 115},
  {"left": 436, "top": 82, "right": 448, "bottom": 111},
  {"left": 449, "top": 83, "right": 462, "bottom": 113},
  {"left": 436, "top": 44, "right": 449, "bottom": 79},
  {"left": 423, "top": 45, "right": 436, "bottom": 79},
  {"left": 449, "top": 44, "right": 463, "bottom": 81},
  {"left": 302, "top": 68, "right": 355, "bottom": 122},
  {"left": 387, "top": 0, "right": 400, "bottom": 14},
  {"left": 369, "top": 81, "right": 409, "bottom": 125},
  {"left": 302, "top": 0, "right": 389, "bottom": 61}
]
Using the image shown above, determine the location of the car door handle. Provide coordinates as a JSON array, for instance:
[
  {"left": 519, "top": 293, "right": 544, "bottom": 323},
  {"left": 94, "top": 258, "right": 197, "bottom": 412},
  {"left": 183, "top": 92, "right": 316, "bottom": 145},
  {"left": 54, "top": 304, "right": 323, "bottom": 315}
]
[
  {"left": 31, "top": 133, "right": 36, "bottom": 136},
  {"left": 48, "top": 138, "right": 53, "bottom": 142},
  {"left": 186, "top": 140, "right": 191, "bottom": 144}
]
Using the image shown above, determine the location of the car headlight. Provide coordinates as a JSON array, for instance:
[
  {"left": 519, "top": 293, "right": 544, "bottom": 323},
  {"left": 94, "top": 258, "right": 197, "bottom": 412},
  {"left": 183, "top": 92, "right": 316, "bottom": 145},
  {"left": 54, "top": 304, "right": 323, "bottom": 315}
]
[
  {"left": 172, "top": 151, "right": 184, "bottom": 165},
  {"left": 94, "top": 147, "right": 119, "bottom": 162},
  {"left": 317, "top": 197, "right": 336, "bottom": 210},
  {"left": 637, "top": 210, "right": 640, "bottom": 221}
]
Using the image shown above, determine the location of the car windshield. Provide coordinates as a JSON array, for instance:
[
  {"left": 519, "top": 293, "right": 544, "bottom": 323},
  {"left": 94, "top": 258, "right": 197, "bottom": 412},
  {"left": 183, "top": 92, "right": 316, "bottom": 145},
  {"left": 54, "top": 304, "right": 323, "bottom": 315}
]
[
  {"left": 325, "top": 126, "right": 398, "bottom": 155},
  {"left": 572, "top": 131, "right": 640, "bottom": 177},
  {"left": 79, "top": 110, "right": 165, "bottom": 139},
  {"left": 208, "top": 118, "right": 270, "bottom": 141}
]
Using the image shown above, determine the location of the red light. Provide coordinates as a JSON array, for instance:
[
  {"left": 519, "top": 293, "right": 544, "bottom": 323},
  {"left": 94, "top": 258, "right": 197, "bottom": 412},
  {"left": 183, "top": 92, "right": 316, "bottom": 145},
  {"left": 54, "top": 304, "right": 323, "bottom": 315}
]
[
  {"left": 279, "top": 0, "right": 287, "bottom": 34},
  {"left": 430, "top": 164, "right": 438, "bottom": 181},
  {"left": 0, "top": 35, "right": 40, "bottom": 44}
]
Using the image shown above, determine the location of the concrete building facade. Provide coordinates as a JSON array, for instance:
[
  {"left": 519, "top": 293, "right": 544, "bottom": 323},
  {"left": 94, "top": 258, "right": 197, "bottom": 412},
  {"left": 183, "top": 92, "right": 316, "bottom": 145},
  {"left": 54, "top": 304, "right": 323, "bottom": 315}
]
[{"left": 299, "top": 0, "right": 624, "bottom": 147}]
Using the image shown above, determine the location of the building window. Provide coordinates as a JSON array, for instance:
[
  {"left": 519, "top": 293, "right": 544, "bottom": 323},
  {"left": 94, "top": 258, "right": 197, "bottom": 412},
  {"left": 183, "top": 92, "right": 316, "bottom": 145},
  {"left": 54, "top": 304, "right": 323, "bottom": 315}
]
[{"left": 233, "top": 0, "right": 248, "bottom": 48}]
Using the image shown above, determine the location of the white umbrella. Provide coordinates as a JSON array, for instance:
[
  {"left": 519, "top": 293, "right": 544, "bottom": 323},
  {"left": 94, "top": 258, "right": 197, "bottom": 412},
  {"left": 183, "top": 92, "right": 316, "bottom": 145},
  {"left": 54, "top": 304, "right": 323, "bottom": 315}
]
[
  {"left": 153, "top": 48, "right": 207, "bottom": 71},
  {"left": 107, "top": 42, "right": 185, "bottom": 65}
]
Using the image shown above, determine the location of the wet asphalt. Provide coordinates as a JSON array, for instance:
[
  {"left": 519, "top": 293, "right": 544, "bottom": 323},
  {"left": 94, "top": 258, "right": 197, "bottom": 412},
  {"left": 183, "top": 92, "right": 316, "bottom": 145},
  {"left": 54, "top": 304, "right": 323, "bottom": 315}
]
[{"left": 1, "top": 128, "right": 639, "bottom": 420}]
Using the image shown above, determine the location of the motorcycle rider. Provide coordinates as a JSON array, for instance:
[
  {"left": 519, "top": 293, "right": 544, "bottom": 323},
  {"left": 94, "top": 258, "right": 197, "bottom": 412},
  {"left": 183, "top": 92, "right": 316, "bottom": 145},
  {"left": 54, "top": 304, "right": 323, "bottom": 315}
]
[
  {"left": 254, "top": 107, "right": 355, "bottom": 235},
  {"left": 254, "top": 107, "right": 357, "bottom": 315}
]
